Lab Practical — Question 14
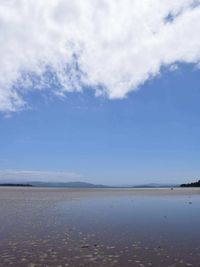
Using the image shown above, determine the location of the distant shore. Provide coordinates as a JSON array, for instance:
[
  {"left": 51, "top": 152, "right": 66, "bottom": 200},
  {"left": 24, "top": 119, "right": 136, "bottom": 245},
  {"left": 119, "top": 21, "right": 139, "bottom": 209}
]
[
  {"left": 0, "top": 183, "right": 33, "bottom": 187},
  {"left": 180, "top": 180, "right": 200, "bottom": 187},
  {"left": 0, "top": 181, "right": 179, "bottom": 189}
]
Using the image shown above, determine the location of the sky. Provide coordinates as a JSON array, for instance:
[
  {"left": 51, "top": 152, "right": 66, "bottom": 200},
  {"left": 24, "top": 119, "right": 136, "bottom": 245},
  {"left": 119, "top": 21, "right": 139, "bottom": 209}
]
[{"left": 0, "top": 1, "right": 200, "bottom": 185}]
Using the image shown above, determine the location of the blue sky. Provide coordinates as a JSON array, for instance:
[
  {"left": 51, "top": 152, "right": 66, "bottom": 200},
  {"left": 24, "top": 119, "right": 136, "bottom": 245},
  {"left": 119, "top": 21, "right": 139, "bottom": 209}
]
[
  {"left": 1, "top": 1, "right": 200, "bottom": 185},
  {"left": 1, "top": 64, "right": 200, "bottom": 185}
]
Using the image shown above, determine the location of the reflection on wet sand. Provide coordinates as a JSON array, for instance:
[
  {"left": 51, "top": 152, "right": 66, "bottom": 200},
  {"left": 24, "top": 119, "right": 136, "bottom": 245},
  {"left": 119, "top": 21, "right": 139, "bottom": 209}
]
[{"left": 0, "top": 188, "right": 200, "bottom": 267}]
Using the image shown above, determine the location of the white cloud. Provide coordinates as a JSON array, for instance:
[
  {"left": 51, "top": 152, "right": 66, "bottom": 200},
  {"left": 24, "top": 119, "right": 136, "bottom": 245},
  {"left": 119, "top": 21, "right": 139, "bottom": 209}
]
[
  {"left": 0, "top": 170, "right": 83, "bottom": 182},
  {"left": 0, "top": 0, "right": 200, "bottom": 111}
]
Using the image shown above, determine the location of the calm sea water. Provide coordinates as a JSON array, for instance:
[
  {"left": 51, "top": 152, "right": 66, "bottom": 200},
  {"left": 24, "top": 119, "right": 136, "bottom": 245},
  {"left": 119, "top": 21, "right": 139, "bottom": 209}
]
[{"left": 0, "top": 188, "right": 200, "bottom": 267}]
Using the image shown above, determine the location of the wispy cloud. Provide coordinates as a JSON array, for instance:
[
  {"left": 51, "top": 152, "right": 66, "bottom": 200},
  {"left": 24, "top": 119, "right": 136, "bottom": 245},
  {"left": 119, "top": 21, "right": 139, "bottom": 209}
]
[
  {"left": 0, "top": 0, "right": 200, "bottom": 112},
  {"left": 0, "top": 170, "right": 83, "bottom": 182}
]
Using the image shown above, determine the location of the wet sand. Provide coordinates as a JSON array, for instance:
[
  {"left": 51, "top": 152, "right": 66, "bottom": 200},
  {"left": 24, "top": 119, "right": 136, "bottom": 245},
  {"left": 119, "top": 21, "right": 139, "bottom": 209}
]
[{"left": 0, "top": 187, "right": 200, "bottom": 267}]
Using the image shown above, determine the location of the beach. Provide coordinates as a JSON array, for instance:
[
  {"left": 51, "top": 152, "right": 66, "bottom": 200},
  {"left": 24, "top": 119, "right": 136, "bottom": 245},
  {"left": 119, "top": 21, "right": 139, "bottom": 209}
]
[{"left": 0, "top": 187, "right": 200, "bottom": 267}]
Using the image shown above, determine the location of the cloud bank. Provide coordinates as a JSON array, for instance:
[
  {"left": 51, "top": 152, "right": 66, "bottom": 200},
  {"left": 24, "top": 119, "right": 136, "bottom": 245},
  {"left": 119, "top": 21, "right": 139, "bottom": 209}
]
[
  {"left": 0, "top": 0, "right": 200, "bottom": 111},
  {"left": 0, "top": 170, "right": 83, "bottom": 182}
]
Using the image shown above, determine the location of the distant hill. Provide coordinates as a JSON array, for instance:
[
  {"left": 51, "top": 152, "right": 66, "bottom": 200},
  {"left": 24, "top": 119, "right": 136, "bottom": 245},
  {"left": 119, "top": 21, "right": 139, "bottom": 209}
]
[
  {"left": 30, "top": 181, "right": 112, "bottom": 188},
  {"left": 0, "top": 180, "right": 179, "bottom": 189},
  {"left": 180, "top": 180, "right": 200, "bottom": 187}
]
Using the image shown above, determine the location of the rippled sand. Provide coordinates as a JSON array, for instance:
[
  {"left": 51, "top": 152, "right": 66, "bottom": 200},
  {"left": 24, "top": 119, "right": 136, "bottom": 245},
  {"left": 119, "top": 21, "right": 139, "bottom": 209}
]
[{"left": 0, "top": 187, "right": 200, "bottom": 267}]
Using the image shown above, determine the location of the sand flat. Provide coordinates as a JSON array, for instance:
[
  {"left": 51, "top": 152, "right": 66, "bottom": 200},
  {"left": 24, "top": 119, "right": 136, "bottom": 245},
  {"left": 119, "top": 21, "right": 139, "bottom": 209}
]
[{"left": 0, "top": 187, "right": 200, "bottom": 267}]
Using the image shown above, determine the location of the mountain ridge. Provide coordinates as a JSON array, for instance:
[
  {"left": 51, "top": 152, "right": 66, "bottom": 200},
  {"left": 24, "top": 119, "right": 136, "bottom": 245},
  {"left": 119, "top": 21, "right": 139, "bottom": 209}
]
[{"left": 0, "top": 180, "right": 179, "bottom": 188}]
